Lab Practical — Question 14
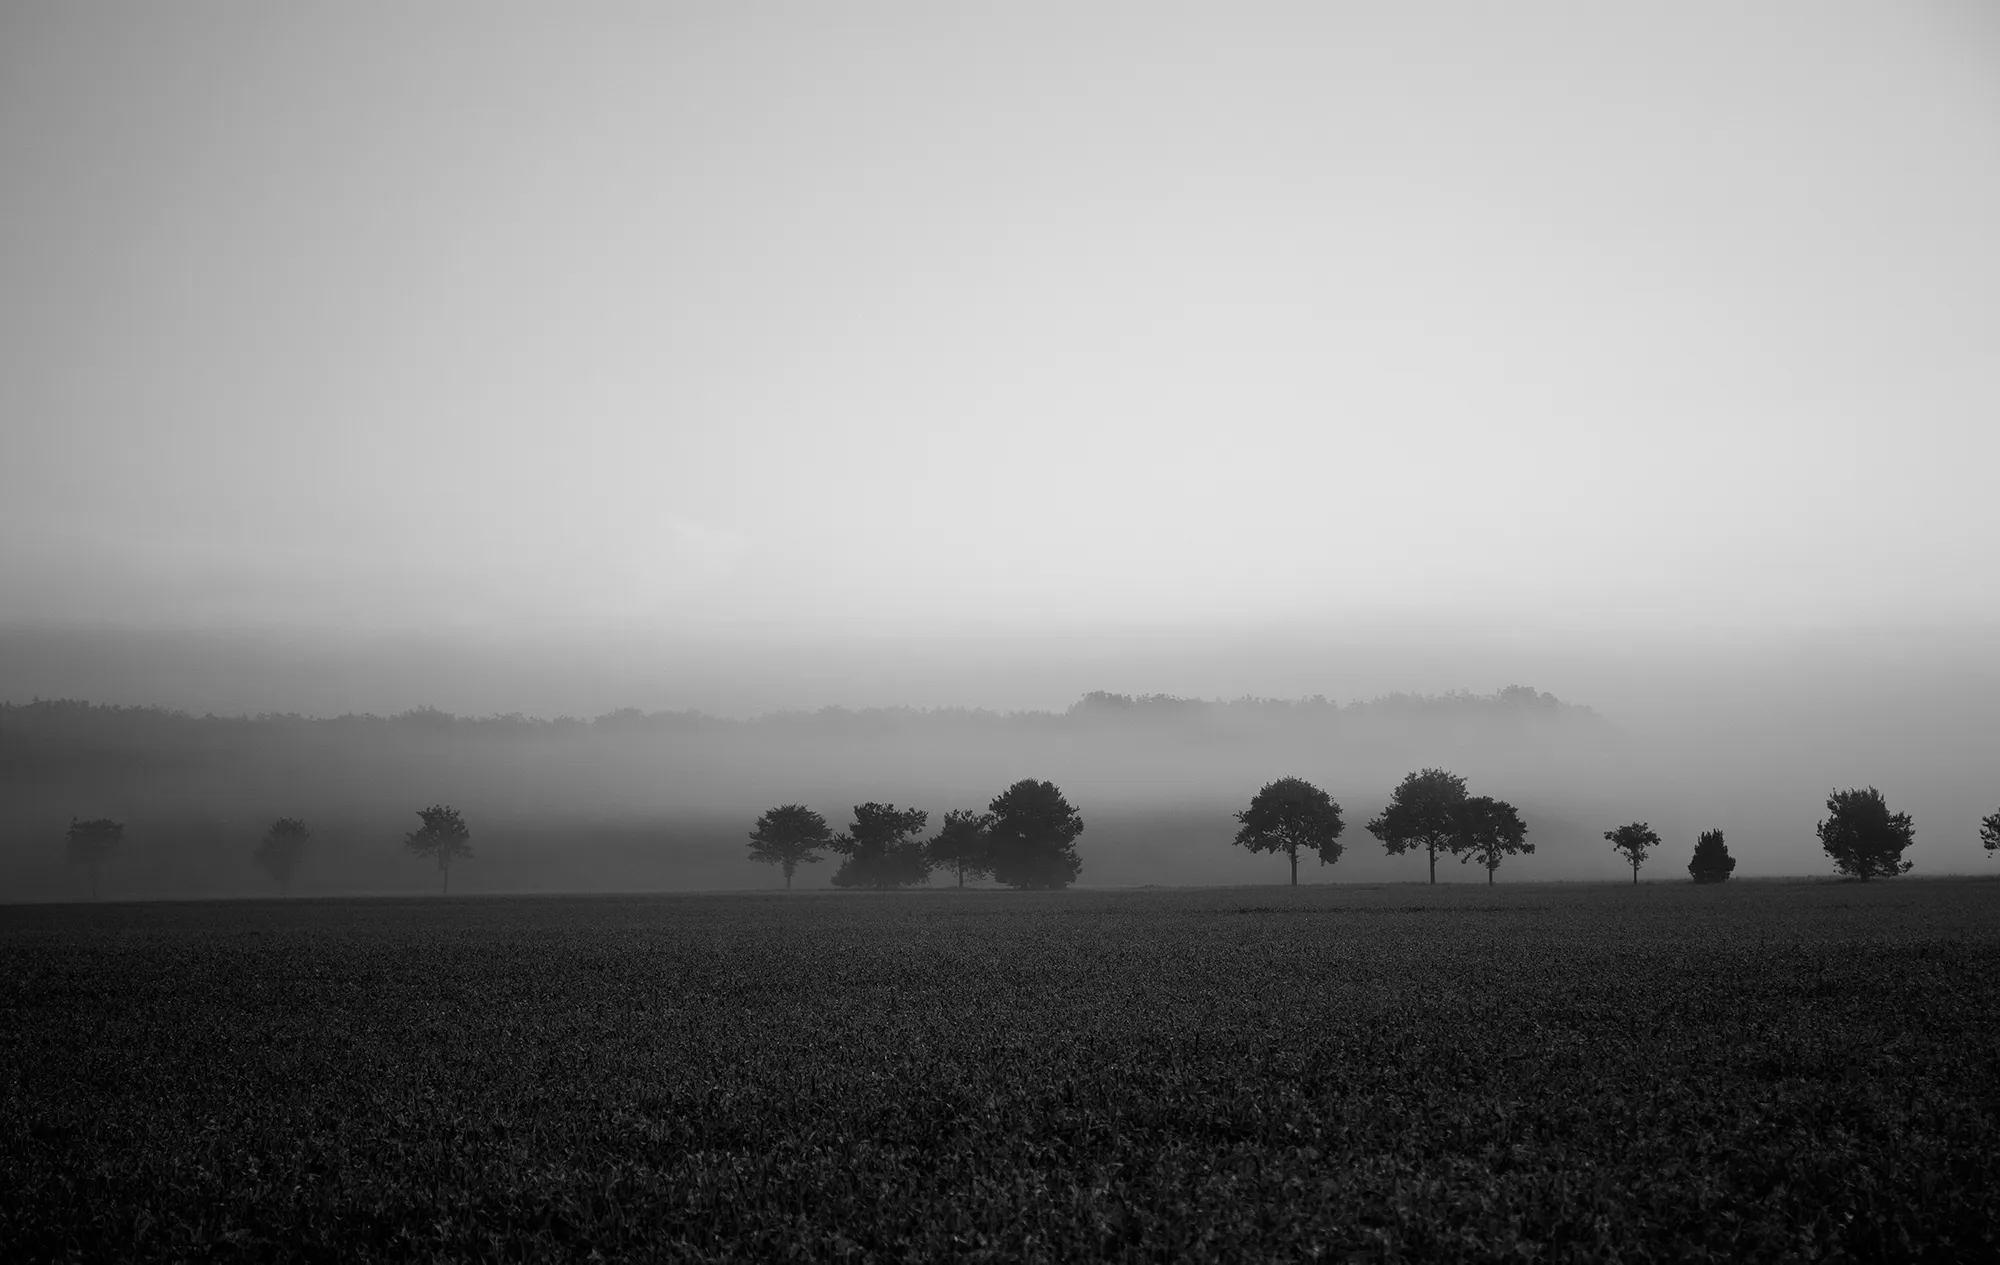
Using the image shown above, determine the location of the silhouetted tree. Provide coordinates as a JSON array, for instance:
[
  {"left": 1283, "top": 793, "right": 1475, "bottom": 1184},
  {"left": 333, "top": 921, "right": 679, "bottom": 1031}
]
[
  {"left": 1817, "top": 787, "right": 1914, "bottom": 880},
  {"left": 747, "top": 804, "right": 831, "bottom": 889},
  {"left": 1688, "top": 829, "right": 1735, "bottom": 884},
  {"left": 1604, "top": 821, "right": 1659, "bottom": 885},
  {"left": 1454, "top": 795, "right": 1529, "bottom": 884},
  {"left": 1980, "top": 809, "right": 1999, "bottom": 859},
  {"left": 987, "top": 779, "right": 1084, "bottom": 889},
  {"left": 255, "top": 817, "right": 312, "bottom": 896},
  {"left": 830, "top": 803, "right": 932, "bottom": 889},
  {"left": 405, "top": 805, "right": 472, "bottom": 894},
  {"left": 1366, "top": 768, "right": 1469, "bottom": 884},
  {"left": 927, "top": 809, "right": 994, "bottom": 887},
  {"left": 1233, "top": 776, "right": 1345, "bottom": 885},
  {"left": 64, "top": 817, "right": 123, "bottom": 901}
]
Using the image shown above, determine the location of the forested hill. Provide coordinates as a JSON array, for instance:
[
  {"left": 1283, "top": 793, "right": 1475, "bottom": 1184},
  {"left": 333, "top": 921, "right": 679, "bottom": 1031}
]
[{"left": 3, "top": 686, "right": 1607, "bottom": 816}]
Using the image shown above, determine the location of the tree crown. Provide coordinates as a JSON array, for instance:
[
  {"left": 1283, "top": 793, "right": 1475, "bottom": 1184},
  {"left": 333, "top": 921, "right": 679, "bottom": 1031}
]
[
  {"left": 404, "top": 804, "right": 472, "bottom": 867},
  {"left": 1233, "top": 777, "right": 1346, "bottom": 865},
  {"left": 986, "top": 779, "right": 1084, "bottom": 889},
  {"left": 1604, "top": 821, "right": 1659, "bottom": 868},
  {"left": 1365, "top": 768, "right": 1468, "bottom": 855},
  {"left": 1688, "top": 828, "right": 1735, "bottom": 882},
  {"left": 1454, "top": 796, "right": 1529, "bottom": 869},
  {"left": 1816, "top": 787, "right": 1914, "bottom": 880}
]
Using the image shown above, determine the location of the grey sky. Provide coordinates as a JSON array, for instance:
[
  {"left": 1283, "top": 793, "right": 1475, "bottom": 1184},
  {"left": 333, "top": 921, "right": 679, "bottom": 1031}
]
[{"left": 3, "top": 2, "right": 1997, "bottom": 644}]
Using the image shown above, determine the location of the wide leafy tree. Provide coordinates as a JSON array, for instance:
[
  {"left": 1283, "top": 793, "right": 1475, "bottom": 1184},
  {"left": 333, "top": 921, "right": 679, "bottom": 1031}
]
[
  {"left": 928, "top": 809, "right": 994, "bottom": 888},
  {"left": 1454, "top": 796, "right": 1529, "bottom": 885},
  {"left": 830, "top": 803, "right": 932, "bottom": 889},
  {"left": 255, "top": 817, "right": 313, "bottom": 896},
  {"left": 1233, "top": 777, "right": 1345, "bottom": 885},
  {"left": 1366, "top": 768, "right": 1468, "bottom": 884},
  {"left": 1688, "top": 829, "right": 1735, "bottom": 884},
  {"left": 747, "top": 804, "right": 832, "bottom": 889},
  {"left": 1979, "top": 809, "right": 1999, "bottom": 859},
  {"left": 1604, "top": 821, "right": 1660, "bottom": 885},
  {"left": 1817, "top": 787, "right": 1914, "bottom": 880},
  {"left": 405, "top": 804, "right": 473, "bottom": 894},
  {"left": 64, "top": 817, "right": 124, "bottom": 901},
  {"left": 987, "top": 779, "right": 1084, "bottom": 890}
]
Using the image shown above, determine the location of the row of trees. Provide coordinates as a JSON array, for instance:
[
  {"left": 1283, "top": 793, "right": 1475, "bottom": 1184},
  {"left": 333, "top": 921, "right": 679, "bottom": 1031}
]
[
  {"left": 56, "top": 789, "right": 1998, "bottom": 898},
  {"left": 748, "top": 779, "right": 1086, "bottom": 890},
  {"left": 1605, "top": 787, "right": 1931, "bottom": 883},
  {"left": 1232, "top": 769, "right": 1532, "bottom": 885},
  {"left": 61, "top": 806, "right": 475, "bottom": 898}
]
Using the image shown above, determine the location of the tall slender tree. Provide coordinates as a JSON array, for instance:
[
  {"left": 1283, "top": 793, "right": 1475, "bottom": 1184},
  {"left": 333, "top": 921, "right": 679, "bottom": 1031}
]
[
  {"left": 747, "top": 804, "right": 832, "bottom": 889},
  {"left": 1453, "top": 796, "right": 1529, "bottom": 884},
  {"left": 255, "top": 817, "right": 313, "bottom": 896},
  {"left": 1817, "top": 787, "right": 1914, "bottom": 880},
  {"left": 64, "top": 817, "right": 124, "bottom": 901},
  {"left": 1366, "top": 768, "right": 1469, "bottom": 884},
  {"left": 405, "top": 805, "right": 472, "bottom": 894},
  {"left": 1604, "top": 821, "right": 1659, "bottom": 885},
  {"left": 1233, "top": 776, "right": 1345, "bottom": 886},
  {"left": 927, "top": 809, "right": 994, "bottom": 888}
]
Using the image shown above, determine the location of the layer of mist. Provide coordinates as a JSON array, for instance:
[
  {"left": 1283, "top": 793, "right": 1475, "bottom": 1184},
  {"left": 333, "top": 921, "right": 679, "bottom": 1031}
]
[{"left": 6, "top": 634, "right": 1995, "bottom": 900}]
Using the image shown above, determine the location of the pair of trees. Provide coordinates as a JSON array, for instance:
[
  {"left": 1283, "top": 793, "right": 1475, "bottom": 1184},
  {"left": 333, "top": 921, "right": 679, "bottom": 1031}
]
[
  {"left": 250, "top": 807, "right": 471, "bottom": 895},
  {"left": 747, "top": 780, "right": 1085, "bottom": 890},
  {"left": 1231, "top": 769, "right": 1531, "bottom": 885}
]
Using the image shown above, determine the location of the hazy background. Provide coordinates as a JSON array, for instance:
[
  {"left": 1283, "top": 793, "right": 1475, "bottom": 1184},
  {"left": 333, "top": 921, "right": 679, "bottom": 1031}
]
[{"left": 3, "top": 4, "right": 1996, "bottom": 897}]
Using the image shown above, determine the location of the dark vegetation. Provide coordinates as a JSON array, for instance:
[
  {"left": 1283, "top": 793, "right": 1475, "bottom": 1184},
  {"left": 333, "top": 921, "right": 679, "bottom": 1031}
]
[
  {"left": 402, "top": 805, "right": 473, "bottom": 895},
  {"left": 1364, "top": 769, "right": 1529, "bottom": 885},
  {"left": 1690, "top": 829, "right": 1736, "bottom": 884},
  {"left": 1818, "top": 787, "right": 1916, "bottom": 881},
  {"left": 745, "top": 804, "right": 832, "bottom": 889},
  {"left": 829, "top": 803, "right": 931, "bottom": 890},
  {"left": 2, "top": 882, "right": 1995, "bottom": 1260},
  {"left": 1604, "top": 822, "right": 1661, "bottom": 885},
  {"left": 1232, "top": 775, "right": 1345, "bottom": 885}
]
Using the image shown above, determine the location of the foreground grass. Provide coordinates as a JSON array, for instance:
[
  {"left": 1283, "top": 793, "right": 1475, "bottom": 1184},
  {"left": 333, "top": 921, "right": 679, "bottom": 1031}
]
[{"left": 2, "top": 881, "right": 1996, "bottom": 1261}]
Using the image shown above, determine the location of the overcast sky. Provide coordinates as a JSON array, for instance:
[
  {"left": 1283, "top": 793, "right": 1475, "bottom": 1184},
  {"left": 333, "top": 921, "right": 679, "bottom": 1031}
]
[{"left": 4, "top": 2, "right": 1997, "bottom": 654}]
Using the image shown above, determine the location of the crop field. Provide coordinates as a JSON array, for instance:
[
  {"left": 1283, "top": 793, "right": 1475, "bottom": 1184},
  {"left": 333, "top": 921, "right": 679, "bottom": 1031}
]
[{"left": 3, "top": 881, "right": 1997, "bottom": 1262}]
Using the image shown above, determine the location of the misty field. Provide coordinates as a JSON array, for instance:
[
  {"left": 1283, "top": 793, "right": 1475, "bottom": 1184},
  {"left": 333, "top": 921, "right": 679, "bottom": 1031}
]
[{"left": 3, "top": 883, "right": 1996, "bottom": 1261}]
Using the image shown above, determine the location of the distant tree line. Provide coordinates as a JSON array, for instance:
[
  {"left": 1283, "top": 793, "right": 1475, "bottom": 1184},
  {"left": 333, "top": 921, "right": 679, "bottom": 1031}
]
[{"left": 47, "top": 774, "right": 1962, "bottom": 899}]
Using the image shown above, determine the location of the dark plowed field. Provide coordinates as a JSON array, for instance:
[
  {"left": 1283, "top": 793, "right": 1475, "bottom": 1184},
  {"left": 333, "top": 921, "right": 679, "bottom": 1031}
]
[{"left": 4, "top": 881, "right": 1996, "bottom": 1261}]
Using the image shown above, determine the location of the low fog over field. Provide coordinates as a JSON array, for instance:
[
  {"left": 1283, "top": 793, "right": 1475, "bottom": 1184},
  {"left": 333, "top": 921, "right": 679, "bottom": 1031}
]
[
  {"left": 4, "top": 621, "right": 1994, "bottom": 900},
  {"left": 3, "top": 5, "right": 1997, "bottom": 899}
]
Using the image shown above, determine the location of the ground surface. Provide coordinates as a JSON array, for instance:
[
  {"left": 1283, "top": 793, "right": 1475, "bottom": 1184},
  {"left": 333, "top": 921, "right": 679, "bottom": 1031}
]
[{"left": 2, "top": 880, "right": 1996, "bottom": 1262}]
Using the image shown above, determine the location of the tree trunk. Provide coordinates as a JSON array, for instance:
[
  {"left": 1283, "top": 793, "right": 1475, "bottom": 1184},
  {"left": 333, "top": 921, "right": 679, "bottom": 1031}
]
[
  {"left": 1488, "top": 864, "right": 1494, "bottom": 886},
  {"left": 443, "top": 861, "right": 450, "bottom": 895},
  {"left": 957, "top": 863, "right": 964, "bottom": 889},
  {"left": 1289, "top": 850, "right": 1297, "bottom": 886},
  {"left": 1631, "top": 862, "right": 1638, "bottom": 886},
  {"left": 1428, "top": 845, "right": 1436, "bottom": 885},
  {"left": 784, "top": 862, "right": 794, "bottom": 890}
]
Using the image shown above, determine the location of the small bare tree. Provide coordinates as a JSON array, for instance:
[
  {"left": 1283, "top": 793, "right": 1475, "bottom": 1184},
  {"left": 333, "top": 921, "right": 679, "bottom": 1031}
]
[{"left": 405, "top": 805, "right": 472, "bottom": 894}]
